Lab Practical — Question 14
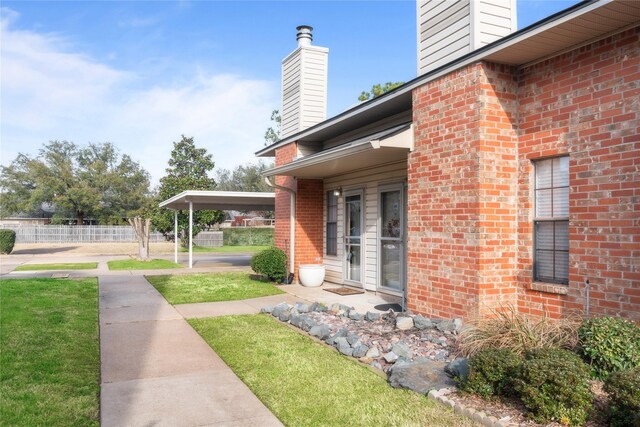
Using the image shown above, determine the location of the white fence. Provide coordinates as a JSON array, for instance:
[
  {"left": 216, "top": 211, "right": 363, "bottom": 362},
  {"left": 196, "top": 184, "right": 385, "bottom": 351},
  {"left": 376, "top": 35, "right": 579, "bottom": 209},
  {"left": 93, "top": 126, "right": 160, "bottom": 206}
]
[{"left": 0, "top": 225, "right": 166, "bottom": 244}]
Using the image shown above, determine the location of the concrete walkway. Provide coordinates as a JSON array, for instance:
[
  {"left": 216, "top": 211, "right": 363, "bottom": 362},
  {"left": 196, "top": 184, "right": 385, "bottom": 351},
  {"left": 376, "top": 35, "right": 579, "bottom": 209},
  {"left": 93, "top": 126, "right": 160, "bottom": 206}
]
[{"left": 99, "top": 275, "right": 283, "bottom": 427}]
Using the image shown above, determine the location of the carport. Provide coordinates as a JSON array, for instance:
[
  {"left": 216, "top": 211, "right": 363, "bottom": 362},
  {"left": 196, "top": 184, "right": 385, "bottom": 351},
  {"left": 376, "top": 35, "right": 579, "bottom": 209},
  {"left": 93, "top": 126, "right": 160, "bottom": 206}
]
[{"left": 159, "top": 190, "right": 275, "bottom": 268}]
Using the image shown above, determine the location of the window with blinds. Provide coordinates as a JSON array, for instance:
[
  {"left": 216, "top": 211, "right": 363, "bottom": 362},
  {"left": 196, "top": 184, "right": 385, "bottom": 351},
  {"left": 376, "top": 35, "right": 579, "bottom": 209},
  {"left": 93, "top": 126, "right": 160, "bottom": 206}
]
[
  {"left": 326, "top": 191, "right": 338, "bottom": 256},
  {"left": 534, "top": 156, "right": 569, "bottom": 284}
]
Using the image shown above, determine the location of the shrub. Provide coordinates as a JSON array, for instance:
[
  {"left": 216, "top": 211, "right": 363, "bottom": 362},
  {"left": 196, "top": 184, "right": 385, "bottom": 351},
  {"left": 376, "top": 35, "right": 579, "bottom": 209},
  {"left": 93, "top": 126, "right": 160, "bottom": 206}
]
[
  {"left": 515, "top": 348, "right": 592, "bottom": 426},
  {"left": 578, "top": 316, "right": 640, "bottom": 379},
  {"left": 460, "top": 348, "right": 521, "bottom": 398},
  {"left": 604, "top": 366, "right": 640, "bottom": 427},
  {"left": 458, "top": 304, "right": 581, "bottom": 357},
  {"left": 0, "top": 229, "right": 16, "bottom": 254},
  {"left": 251, "top": 247, "right": 287, "bottom": 282}
]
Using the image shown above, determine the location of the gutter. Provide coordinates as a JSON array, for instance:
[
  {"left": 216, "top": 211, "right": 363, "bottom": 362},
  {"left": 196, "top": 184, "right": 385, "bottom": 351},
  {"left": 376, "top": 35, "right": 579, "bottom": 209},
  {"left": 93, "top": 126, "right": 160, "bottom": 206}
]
[{"left": 264, "top": 176, "right": 296, "bottom": 276}]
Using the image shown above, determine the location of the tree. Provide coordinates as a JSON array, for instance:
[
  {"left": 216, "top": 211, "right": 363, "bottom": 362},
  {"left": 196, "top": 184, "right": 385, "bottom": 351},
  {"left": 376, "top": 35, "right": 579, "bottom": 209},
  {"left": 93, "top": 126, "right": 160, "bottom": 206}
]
[
  {"left": 128, "top": 217, "right": 151, "bottom": 260},
  {"left": 215, "top": 161, "right": 274, "bottom": 193},
  {"left": 264, "top": 109, "right": 281, "bottom": 145},
  {"left": 153, "top": 135, "right": 225, "bottom": 247},
  {"left": 358, "top": 82, "right": 405, "bottom": 101},
  {"left": 0, "top": 141, "right": 151, "bottom": 224}
]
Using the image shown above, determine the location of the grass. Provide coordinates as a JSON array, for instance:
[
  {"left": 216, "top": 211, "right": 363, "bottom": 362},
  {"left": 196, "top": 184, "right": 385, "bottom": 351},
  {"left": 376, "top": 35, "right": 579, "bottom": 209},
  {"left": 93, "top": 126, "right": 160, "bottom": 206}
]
[
  {"left": 179, "top": 245, "right": 270, "bottom": 253},
  {"left": 190, "top": 315, "right": 476, "bottom": 427},
  {"left": 13, "top": 262, "right": 98, "bottom": 271},
  {"left": 107, "top": 258, "right": 181, "bottom": 270},
  {"left": 0, "top": 278, "right": 100, "bottom": 426},
  {"left": 146, "top": 272, "right": 284, "bottom": 305}
]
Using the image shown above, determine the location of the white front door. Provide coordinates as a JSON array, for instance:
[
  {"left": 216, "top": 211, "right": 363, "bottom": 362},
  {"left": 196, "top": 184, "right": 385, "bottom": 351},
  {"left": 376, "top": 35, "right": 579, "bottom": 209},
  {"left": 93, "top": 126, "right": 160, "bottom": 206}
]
[{"left": 344, "top": 191, "right": 363, "bottom": 285}]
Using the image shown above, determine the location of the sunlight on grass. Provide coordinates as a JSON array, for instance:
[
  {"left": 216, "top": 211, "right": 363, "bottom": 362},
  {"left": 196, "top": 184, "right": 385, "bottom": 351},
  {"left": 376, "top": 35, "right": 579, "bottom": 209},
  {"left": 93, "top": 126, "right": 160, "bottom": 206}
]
[
  {"left": 146, "top": 272, "right": 283, "bottom": 305},
  {"left": 0, "top": 278, "right": 100, "bottom": 426},
  {"left": 179, "top": 245, "right": 270, "bottom": 253},
  {"left": 107, "top": 258, "right": 181, "bottom": 270},
  {"left": 13, "top": 262, "right": 98, "bottom": 271},
  {"left": 190, "top": 315, "right": 476, "bottom": 427}
]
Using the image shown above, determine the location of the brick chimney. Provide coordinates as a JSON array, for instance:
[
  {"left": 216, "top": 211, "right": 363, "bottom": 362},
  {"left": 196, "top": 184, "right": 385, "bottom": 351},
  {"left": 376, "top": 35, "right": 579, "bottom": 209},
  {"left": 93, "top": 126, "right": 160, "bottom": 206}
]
[
  {"left": 280, "top": 25, "right": 329, "bottom": 139},
  {"left": 417, "top": 0, "right": 517, "bottom": 74}
]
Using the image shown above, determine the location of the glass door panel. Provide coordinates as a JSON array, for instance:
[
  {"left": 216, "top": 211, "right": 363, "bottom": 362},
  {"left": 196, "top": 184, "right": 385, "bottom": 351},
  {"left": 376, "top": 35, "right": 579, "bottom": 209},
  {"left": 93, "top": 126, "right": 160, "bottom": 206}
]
[
  {"left": 345, "top": 193, "right": 362, "bottom": 284},
  {"left": 379, "top": 187, "right": 404, "bottom": 293}
]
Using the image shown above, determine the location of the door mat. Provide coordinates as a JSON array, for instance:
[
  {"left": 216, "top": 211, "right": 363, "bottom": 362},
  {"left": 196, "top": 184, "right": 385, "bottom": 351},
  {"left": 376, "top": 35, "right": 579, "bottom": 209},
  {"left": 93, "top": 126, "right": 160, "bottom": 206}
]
[{"left": 324, "top": 287, "right": 365, "bottom": 296}]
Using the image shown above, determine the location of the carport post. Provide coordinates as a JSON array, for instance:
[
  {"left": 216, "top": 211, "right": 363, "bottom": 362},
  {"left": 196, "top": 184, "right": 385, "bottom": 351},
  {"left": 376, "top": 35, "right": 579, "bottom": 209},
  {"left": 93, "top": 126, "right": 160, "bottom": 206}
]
[
  {"left": 174, "top": 210, "right": 178, "bottom": 264},
  {"left": 188, "top": 200, "right": 193, "bottom": 268}
]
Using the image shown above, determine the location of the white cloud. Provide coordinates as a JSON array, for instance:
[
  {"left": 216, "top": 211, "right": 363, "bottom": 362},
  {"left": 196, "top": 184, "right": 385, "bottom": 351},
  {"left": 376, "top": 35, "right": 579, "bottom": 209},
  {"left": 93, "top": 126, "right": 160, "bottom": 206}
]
[{"left": 0, "top": 7, "right": 278, "bottom": 184}]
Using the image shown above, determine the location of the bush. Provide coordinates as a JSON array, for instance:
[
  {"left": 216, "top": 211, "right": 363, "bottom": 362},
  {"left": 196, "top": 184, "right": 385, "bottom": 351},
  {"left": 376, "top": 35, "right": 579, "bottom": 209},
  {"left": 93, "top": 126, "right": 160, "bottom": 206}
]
[
  {"left": 460, "top": 348, "right": 522, "bottom": 398},
  {"left": 604, "top": 366, "right": 640, "bottom": 427},
  {"left": 458, "top": 304, "right": 580, "bottom": 357},
  {"left": 578, "top": 316, "right": 640, "bottom": 379},
  {"left": 0, "top": 229, "right": 16, "bottom": 254},
  {"left": 223, "top": 228, "right": 274, "bottom": 246},
  {"left": 515, "top": 348, "right": 592, "bottom": 426},
  {"left": 251, "top": 247, "right": 287, "bottom": 282}
]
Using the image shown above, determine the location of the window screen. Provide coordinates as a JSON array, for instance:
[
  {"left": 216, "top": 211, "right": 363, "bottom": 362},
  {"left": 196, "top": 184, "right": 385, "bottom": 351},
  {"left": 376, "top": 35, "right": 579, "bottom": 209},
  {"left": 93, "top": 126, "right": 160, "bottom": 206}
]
[
  {"left": 326, "top": 191, "right": 338, "bottom": 256},
  {"left": 534, "top": 157, "right": 569, "bottom": 284}
]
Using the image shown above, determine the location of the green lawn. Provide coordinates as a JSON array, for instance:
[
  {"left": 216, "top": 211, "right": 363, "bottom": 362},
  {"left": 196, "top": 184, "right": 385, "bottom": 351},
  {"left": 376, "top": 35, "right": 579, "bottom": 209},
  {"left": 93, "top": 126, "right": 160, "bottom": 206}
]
[
  {"left": 190, "top": 315, "right": 475, "bottom": 427},
  {"left": 107, "top": 258, "right": 181, "bottom": 270},
  {"left": 0, "top": 278, "right": 100, "bottom": 426},
  {"left": 146, "top": 272, "right": 284, "bottom": 305},
  {"left": 180, "top": 245, "right": 270, "bottom": 253},
  {"left": 13, "top": 262, "right": 98, "bottom": 271}
]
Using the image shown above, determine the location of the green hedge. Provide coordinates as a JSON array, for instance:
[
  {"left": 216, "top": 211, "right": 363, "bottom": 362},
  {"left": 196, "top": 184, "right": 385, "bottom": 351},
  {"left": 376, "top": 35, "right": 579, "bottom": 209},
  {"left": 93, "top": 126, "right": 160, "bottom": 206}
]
[
  {"left": 0, "top": 229, "right": 16, "bottom": 254},
  {"left": 604, "top": 366, "right": 640, "bottom": 427},
  {"left": 251, "top": 247, "right": 287, "bottom": 282},
  {"left": 223, "top": 228, "right": 274, "bottom": 246}
]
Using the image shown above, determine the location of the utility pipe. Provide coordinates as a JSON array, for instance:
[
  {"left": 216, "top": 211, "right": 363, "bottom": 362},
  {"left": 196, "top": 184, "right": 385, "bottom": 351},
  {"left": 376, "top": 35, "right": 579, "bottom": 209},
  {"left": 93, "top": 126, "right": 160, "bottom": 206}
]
[
  {"left": 264, "top": 176, "right": 296, "bottom": 275},
  {"left": 188, "top": 200, "right": 193, "bottom": 269},
  {"left": 174, "top": 210, "right": 178, "bottom": 264}
]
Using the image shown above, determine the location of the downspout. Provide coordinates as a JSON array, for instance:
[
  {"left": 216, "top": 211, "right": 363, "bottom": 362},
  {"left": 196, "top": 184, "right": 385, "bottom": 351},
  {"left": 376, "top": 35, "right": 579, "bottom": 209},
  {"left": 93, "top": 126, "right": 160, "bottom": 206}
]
[{"left": 264, "top": 176, "right": 296, "bottom": 275}]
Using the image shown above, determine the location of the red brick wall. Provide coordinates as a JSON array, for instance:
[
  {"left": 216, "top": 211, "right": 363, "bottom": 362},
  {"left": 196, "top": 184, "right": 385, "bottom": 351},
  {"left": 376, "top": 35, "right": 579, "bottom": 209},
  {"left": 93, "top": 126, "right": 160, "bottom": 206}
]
[
  {"left": 273, "top": 143, "right": 324, "bottom": 280},
  {"left": 517, "top": 28, "right": 640, "bottom": 320},
  {"left": 408, "top": 27, "right": 639, "bottom": 321}
]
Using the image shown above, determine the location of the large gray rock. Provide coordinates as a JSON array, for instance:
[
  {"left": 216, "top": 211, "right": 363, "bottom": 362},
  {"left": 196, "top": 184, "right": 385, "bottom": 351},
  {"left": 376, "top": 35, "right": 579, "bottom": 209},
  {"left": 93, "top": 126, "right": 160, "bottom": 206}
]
[
  {"left": 295, "top": 302, "right": 310, "bottom": 313},
  {"left": 364, "top": 311, "right": 381, "bottom": 322},
  {"left": 309, "top": 302, "right": 327, "bottom": 312},
  {"left": 365, "top": 346, "right": 381, "bottom": 359},
  {"left": 309, "top": 324, "right": 331, "bottom": 340},
  {"left": 388, "top": 360, "right": 455, "bottom": 394},
  {"left": 299, "top": 315, "right": 316, "bottom": 332},
  {"left": 413, "top": 315, "right": 433, "bottom": 330},
  {"left": 346, "top": 332, "right": 360, "bottom": 346},
  {"left": 391, "top": 341, "right": 413, "bottom": 359},
  {"left": 396, "top": 316, "right": 414, "bottom": 331},
  {"left": 277, "top": 310, "right": 291, "bottom": 322},
  {"left": 353, "top": 344, "right": 369, "bottom": 358},
  {"left": 444, "top": 358, "right": 469, "bottom": 380},
  {"left": 271, "top": 303, "right": 290, "bottom": 319},
  {"left": 326, "top": 328, "right": 348, "bottom": 346},
  {"left": 437, "top": 318, "right": 463, "bottom": 333},
  {"left": 260, "top": 305, "right": 274, "bottom": 314},
  {"left": 384, "top": 351, "right": 399, "bottom": 363},
  {"left": 289, "top": 314, "right": 302, "bottom": 328},
  {"left": 334, "top": 337, "right": 353, "bottom": 356},
  {"left": 348, "top": 310, "right": 362, "bottom": 321}
]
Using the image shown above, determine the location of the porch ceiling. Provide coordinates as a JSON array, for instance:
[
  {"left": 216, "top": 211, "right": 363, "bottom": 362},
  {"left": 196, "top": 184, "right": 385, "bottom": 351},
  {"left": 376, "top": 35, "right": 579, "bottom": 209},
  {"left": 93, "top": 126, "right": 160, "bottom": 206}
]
[
  {"left": 159, "top": 190, "right": 275, "bottom": 211},
  {"left": 263, "top": 124, "right": 412, "bottom": 179}
]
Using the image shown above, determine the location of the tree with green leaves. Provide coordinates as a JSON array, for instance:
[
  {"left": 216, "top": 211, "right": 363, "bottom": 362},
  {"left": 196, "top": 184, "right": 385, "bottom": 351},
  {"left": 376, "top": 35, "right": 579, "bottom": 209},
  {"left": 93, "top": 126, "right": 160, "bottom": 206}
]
[
  {"left": 358, "top": 82, "right": 405, "bottom": 101},
  {"left": 0, "top": 141, "right": 151, "bottom": 224},
  {"left": 153, "top": 135, "right": 225, "bottom": 246},
  {"left": 264, "top": 109, "right": 281, "bottom": 145},
  {"left": 215, "top": 161, "right": 274, "bottom": 193}
]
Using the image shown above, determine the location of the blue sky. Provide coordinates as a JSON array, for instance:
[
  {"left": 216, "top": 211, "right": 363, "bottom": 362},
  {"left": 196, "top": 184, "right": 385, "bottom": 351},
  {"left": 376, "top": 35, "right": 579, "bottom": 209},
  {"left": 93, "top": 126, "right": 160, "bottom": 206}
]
[{"left": 1, "top": 0, "right": 580, "bottom": 184}]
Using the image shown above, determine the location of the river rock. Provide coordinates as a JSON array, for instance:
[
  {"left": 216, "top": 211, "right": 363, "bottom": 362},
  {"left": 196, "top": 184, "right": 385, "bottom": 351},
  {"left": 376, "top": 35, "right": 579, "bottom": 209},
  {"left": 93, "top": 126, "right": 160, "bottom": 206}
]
[
  {"left": 365, "top": 346, "right": 381, "bottom": 359},
  {"left": 388, "top": 360, "right": 455, "bottom": 394},
  {"left": 353, "top": 344, "right": 369, "bottom": 358},
  {"left": 384, "top": 351, "right": 399, "bottom": 363},
  {"left": 396, "top": 316, "right": 414, "bottom": 331},
  {"left": 392, "top": 341, "right": 413, "bottom": 359}
]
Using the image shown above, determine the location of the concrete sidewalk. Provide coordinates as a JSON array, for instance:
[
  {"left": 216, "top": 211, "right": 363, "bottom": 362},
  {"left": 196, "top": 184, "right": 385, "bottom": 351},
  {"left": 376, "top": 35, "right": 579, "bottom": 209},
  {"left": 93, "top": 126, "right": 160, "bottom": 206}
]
[{"left": 99, "top": 275, "right": 283, "bottom": 427}]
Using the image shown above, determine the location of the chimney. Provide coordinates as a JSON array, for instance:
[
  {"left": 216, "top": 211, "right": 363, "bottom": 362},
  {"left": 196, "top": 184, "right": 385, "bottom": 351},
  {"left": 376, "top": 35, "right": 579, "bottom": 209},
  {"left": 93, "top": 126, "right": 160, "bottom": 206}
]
[
  {"left": 281, "top": 25, "right": 329, "bottom": 140},
  {"left": 417, "top": 0, "right": 517, "bottom": 75}
]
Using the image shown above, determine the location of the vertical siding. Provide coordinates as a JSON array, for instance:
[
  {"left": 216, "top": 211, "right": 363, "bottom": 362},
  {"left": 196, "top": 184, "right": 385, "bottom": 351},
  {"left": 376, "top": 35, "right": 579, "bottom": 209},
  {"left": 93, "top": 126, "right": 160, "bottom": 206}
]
[
  {"left": 417, "top": 0, "right": 516, "bottom": 75},
  {"left": 323, "top": 161, "right": 407, "bottom": 291},
  {"left": 281, "top": 46, "right": 328, "bottom": 140}
]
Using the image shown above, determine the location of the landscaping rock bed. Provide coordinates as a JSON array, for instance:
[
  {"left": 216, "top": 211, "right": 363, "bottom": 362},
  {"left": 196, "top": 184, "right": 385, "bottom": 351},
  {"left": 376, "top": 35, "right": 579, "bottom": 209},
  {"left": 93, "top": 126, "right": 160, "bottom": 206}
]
[{"left": 261, "top": 301, "right": 462, "bottom": 382}]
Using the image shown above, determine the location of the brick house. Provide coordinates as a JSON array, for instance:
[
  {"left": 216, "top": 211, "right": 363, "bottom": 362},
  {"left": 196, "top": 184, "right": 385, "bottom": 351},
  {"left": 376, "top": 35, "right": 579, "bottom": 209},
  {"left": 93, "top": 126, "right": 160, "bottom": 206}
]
[{"left": 256, "top": 0, "right": 640, "bottom": 321}]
